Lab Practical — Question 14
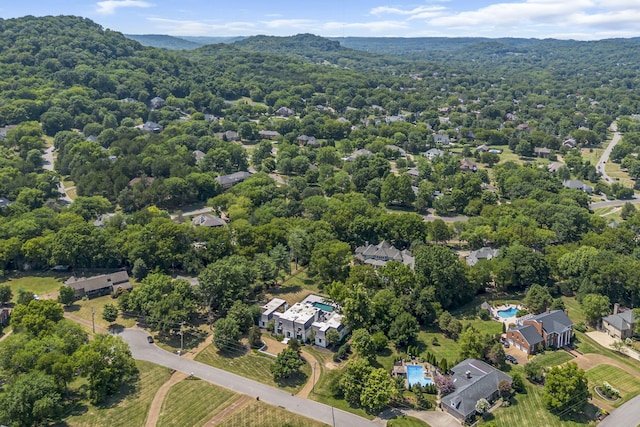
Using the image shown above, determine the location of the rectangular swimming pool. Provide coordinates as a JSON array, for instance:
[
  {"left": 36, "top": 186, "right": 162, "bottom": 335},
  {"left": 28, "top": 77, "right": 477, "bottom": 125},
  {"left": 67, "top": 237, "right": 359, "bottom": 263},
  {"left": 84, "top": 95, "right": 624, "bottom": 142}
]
[
  {"left": 312, "top": 302, "right": 334, "bottom": 312},
  {"left": 406, "top": 365, "right": 433, "bottom": 387}
]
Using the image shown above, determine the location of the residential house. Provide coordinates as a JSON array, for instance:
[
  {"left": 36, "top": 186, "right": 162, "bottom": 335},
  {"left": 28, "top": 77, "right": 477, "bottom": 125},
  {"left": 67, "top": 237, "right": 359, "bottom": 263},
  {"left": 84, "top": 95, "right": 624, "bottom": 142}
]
[
  {"left": 93, "top": 212, "right": 116, "bottom": 227},
  {"left": 505, "top": 113, "right": 517, "bottom": 121},
  {"left": 384, "top": 145, "right": 407, "bottom": 157},
  {"left": 141, "top": 121, "right": 163, "bottom": 133},
  {"left": 259, "top": 298, "right": 288, "bottom": 328},
  {"left": 215, "top": 131, "right": 239, "bottom": 141},
  {"left": 191, "top": 213, "right": 226, "bottom": 227},
  {"left": 258, "top": 130, "right": 281, "bottom": 140},
  {"left": 466, "top": 247, "right": 499, "bottom": 266},
  {"left": 0, "top": 125, "right": 16, "bottom": 140},
  {"left": 442, "top": 359, "right": 512, "bottom": 422},
  {"left": 476, "top": 144, "right": 490, "bottom": 153},
  {"left": 275, "top": 107, "right": 295, "bottom": 117},
  {"left": 406, "top": 167, "right": 420, "bottom": 179},
  {"left": 265, "top": 295, "right": 348, "bottom": 347},
  {"left": 150, "top": 96, "right": 165, "bottom": 109},
  {"left": 64, "top": 271, "right": 132, "bottom": 299},
  {"left": 433, "top": 133, "right": 451, "bottom": 145},
  {"left": 534, "top": 147, "right": 551, "bottom": 158},
  {"left": 128, "top": 177, "right": 155, "bottom": 188},
  {"left": 563, "top": 138, "right": 577, "bottom": 149},
  {"left": 0, "top": 197, "right": 13, "bottom": 209},
  {"left": 547, "top": 162, "right": 564, "bottom": 173},
  {"left": 460, "top": 158, "right": 478, "bottom": 172},
  {"left": 354, "top": 241, "right": 414, "bottom": 269},
  {"left": 602, "top": 303, "right": 638, "bottom": 340},
  {"left": 343, "top": 149, "right": 373, "bottom": 162},
  {"left": 0, "top": 308, "right": 9, "bottom": 325},
  {"left": 85, "top": 135, "right": 98, "bottom": 143},
  {"left": 506, "top": 309, "right": 573, "bottom": 355},
  {"left": 516, "top": 123, "right": 531, "bottom": 131},
  {"left": 192, "top": 150, "right": 206, "bottom": 165},
  {"left": 215, "top": 171, "right": 252, "bottom": 190},
  {"left": 424, "top": 148, "right": 444, "bottom": 160},
  {"left": 385, "top": 115, "right": 406, "bottom": 124},
  {"left": 204, "top": 114, "right": 218, "bottom": 122},
  {"left": 563, "top": 179, "right": 594, "bottom": 194}
]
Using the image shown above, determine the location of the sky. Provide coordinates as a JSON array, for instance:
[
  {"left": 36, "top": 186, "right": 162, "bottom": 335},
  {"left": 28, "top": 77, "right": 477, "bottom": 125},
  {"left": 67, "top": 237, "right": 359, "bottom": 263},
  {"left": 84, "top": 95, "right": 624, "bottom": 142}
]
[{"left": 2, "top": 0, "right": 640, "bottom": 40}]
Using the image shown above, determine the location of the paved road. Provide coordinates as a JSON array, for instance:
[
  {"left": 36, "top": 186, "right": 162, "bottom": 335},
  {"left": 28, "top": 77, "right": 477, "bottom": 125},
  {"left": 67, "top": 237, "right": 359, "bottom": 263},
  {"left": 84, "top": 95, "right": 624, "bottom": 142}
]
[
  {"left": 42, "top": 146, "right": 73, "bottom": 204},
  {"left": 590, "top": 195, "right": 640, "bottom": 209},
  {"left": 118, "top": 329, "right": 380, "bottom": 427},
  {"left": 597, "top": 122, "right": 621, "bottom": 184},
  {"left": 598, "top": 394, "right": 640, "bottom": 427}
]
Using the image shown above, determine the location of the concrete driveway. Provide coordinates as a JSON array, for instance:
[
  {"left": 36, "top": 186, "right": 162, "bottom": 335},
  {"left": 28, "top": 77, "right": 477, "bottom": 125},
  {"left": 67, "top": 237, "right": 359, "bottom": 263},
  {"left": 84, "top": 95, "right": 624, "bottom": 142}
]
[
  {"left": 586, "top": 331, "right": 640, "bottom": 362},
  {"left": 117, "top": 328, "right": 379, "bottom": 427}
]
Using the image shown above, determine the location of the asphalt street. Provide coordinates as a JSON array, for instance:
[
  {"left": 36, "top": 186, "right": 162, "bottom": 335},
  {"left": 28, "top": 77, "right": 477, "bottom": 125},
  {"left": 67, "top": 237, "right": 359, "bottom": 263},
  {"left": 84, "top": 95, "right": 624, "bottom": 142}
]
[
  {"left": 597, "top": 394, "right": 640, "bottom": 427},
  {"left": 118, "top": 329, "right": 380, "bottom": 427}
]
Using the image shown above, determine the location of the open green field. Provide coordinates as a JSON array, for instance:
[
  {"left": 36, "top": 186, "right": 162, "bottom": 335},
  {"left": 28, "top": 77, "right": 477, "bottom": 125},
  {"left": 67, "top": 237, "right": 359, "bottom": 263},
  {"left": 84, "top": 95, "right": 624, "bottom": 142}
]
[
  {"left": 64, "top": 361, "right": 172, "bottom": 427},
  {"left": 157, "top": 379, "right": 236, "bottom": 427},
  {"left": 586, "top": 364, "right": 640, "bottom": 407},
  {"left": 3, "top": 274, "right": 66, "bottom": 301},
  {"left": 266, "top": 267, "right": 322, "bottom": 305},
  {"left": 605, "top": 161, "right": 635, "bottom": 188},
  {"left": 195, "top": 343, "right": 310, "bottom": 393},
  {"left": 561, "top": 297, "right": 588, "bottom": 326},
  {"left": 387, "top": 415, "right": 431, "bottom": 427},
  {"left": 534, "top": 351, "right": 574, "bottom": 368},
  {"left": 580, "top": 147, "right": 604, "bottom": 167},
  {"left": 492, "top": 378, "right": 597, "bottom": 427},
  {"left": 592, "top": 206, "right": 623, "bottom": 223},
  {"left": 218, "top": 401, "right": 329, "bottom": 427}
]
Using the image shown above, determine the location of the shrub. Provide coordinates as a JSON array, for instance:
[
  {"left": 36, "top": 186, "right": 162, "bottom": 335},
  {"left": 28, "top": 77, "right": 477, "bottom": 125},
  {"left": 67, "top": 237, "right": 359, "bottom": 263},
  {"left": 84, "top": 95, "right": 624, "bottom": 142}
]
[
  {"left": 516, "top": 309, "right": 529, "bottom": 317},
  {"left": 574, "top": 322, "right": 587, "bottom": 332},
  {"left": 601, "top": 381, "right": 620, "bottom": 399}
]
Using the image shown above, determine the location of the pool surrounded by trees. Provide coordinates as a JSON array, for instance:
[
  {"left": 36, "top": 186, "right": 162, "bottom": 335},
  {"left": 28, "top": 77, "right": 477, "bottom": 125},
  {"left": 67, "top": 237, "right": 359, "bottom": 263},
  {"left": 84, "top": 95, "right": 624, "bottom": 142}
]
[{"left": 406, "top": 365, "right": 433, "bottom": 387}]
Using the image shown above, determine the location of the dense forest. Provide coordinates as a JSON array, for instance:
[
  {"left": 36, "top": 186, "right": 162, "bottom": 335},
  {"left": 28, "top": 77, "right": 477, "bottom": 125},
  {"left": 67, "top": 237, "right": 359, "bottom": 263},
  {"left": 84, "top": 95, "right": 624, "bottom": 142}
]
[{"left": 3, "top": 14, "right": 640, "bottom": 423}]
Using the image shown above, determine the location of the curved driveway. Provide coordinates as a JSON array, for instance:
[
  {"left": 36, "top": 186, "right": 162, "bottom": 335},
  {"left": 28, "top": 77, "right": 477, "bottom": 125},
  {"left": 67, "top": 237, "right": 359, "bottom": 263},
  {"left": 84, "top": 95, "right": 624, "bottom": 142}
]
[
  {"left": 118, "top": 329, "right": 379, "bottom": 427},
  {"left": 596, "top": 122, "right": 621, "bottom": 184}
]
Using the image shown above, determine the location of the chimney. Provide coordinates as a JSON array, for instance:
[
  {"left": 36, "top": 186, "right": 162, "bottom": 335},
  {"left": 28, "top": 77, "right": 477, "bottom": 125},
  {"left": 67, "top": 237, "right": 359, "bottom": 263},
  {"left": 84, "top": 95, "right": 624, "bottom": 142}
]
[
  {"left": 614, "top": 303, "right": 620, "bottom": 315},
  {"left": 546, "top": 307, "right": 550, "bottom": 314},
  {"left": 465, "top": 370, "right": 471, "bottom": 379},
  {"left": 564, "top": 309, "right": 569, "bottom": 317}
]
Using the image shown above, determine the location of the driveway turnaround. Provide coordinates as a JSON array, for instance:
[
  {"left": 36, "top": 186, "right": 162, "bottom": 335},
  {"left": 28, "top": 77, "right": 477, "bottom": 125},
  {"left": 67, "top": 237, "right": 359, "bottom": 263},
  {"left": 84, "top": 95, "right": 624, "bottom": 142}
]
[{"left": 118, "top": 329, "right": 380, "bottom": 427}]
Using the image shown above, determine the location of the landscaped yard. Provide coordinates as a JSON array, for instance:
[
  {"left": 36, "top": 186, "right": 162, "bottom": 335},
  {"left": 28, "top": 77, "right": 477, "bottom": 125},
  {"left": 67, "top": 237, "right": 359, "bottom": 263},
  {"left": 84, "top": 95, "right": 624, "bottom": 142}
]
[
  {"left": 157, "top": 379, "right": 236, "bottom": 427},
  {"left": 195, "top": 343, "right": 310, "bottom": 393},
  {"left": 492, "top": 378, "right": 598, "bottom": 427},
  {"left": 386, "top": 415, "right": 431, "bottom": 426},
  {"left": 265, "top": 267, "right": 322, "bottom": 305},
  {"left": 64, "top": 361, "right": 172, "bottom": 427},
  {"left": 586, "top": 364, "right": 640, "bottom": 407},
  {"left": 218, "top": 400, "right": 329, "bottom": 427},
  {"left": 534, "top": 351, "right": 574, "bottom": 368},
  {"left": 3, "top": 274, "right": 66, "bottom": 300},
  {"left": 65, "top": 295, "right": 137, "bottom": 330}
]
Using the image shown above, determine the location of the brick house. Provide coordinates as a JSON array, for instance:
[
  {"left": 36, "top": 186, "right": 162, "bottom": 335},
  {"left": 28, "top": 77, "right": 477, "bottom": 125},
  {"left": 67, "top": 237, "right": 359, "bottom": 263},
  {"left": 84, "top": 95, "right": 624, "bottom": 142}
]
[{"left": 506, "top": 309, "right": 573, "bottom": 355}]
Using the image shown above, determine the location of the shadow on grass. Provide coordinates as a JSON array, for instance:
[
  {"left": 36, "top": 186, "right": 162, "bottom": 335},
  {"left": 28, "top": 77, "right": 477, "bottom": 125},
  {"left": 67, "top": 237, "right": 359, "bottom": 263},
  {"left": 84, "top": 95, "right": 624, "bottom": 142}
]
[
  {"left": 274, "top": 371, "right": 308, "bottom": 389},
  {"left": 556, "top": 402, "right": 599, "bottom": 424},
  {"left": 269, "top": 285, "right": 302, "bottom": 295},
  {"left": 156, "top": 328, "right": 207, "bottom": 352},
  {"left": 107, "top": 323, "right": 125, "bottom": 333},
  {"left": 64, "top": 304, "right": 81, "bottom": 312}
]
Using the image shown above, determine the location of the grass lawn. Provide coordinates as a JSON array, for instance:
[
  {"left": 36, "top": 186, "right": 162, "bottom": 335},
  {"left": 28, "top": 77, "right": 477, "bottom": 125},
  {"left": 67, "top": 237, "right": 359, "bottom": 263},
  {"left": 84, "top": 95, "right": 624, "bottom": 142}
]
[
  {"left": 265, "top": 267, "right": 323, "bottom": 306},
  {"left": 561, "top": 297, "right": 588, "bottom": 326},
  {"left": 65, "top": 295, "right": 137, "bottom": 330},
  {"left": 195, "top": 343, "right": 310, "bottom": 394},
  {"left": 387, "top": 415, "right": 431, "bottom": 426},
  {"left": 157, "top": 379, "right": 236, "bottom": 427},
  {"left": 592, "top": 206, "right": 623, "bottom": 223},
  {"left": 4, "top": 273, "right": 66, "bottom": 300},
  {"left": 580, "top": 147, "right": 604, "bottom": 166},
  {"left": 605, "top": 161, "right": 635, "bottom": 188},
  {"left": 586, "top": 364, "right": 640, "bottom": 407},
  {"left": 491, "top": 377, "right": 598, "bottom": 427},
  {"left": 218, "top": 400, "right": 329, "bottom": 427},
  {"left": 64, "top": 361, "right": 172, "bottom": 427},
  {"left": 534, "top": 351, "right": 574, "bottom": 368}
]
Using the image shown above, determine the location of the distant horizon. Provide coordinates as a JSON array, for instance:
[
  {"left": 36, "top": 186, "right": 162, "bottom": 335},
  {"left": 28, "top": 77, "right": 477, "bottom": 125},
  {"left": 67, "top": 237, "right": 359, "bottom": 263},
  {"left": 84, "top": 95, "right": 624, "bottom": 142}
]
[{"left": 2, "top": 1, "right": 640, "bottom": 41}]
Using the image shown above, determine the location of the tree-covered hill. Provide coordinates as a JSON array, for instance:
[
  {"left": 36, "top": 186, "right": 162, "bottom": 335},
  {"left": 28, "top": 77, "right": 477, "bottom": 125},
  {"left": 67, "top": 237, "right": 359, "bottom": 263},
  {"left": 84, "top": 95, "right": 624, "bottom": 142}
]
[{"left": 125, "top": 34, "right": 203, "bottom": 50}]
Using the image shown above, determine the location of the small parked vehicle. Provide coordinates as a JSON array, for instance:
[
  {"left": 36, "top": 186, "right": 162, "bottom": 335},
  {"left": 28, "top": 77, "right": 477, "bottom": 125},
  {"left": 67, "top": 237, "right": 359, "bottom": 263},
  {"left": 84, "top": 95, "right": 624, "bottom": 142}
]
[{"left": 147, "top": 336, "right": 154, "bottom": 344}]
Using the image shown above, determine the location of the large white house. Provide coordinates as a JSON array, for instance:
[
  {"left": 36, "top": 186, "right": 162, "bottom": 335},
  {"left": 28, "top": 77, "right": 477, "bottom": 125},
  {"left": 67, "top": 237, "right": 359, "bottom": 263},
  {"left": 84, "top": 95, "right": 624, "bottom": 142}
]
[{"left": 259, "top": 295, "right": 348, "bottom": 348}]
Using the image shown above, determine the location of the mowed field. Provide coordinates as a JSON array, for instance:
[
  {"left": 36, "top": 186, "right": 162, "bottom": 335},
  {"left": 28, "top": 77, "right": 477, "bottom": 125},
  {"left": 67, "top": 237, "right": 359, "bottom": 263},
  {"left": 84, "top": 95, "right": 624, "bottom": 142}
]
[{"left": 586, "top": 364, "right": 640, "bottom": 407}]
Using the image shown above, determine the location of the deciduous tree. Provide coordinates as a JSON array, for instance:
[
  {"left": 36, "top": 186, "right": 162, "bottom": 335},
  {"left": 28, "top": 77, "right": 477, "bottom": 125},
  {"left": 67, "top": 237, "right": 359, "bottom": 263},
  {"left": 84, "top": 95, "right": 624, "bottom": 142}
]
[{"left": 543, "top": 362, "right": 589, "bottom": 413}]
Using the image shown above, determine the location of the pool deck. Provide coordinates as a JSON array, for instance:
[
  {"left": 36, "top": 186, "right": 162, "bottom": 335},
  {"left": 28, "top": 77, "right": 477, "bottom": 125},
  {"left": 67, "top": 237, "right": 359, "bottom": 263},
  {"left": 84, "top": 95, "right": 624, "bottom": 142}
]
[{"left": 490, "top": 303, "right": 522, "bottom": 325}]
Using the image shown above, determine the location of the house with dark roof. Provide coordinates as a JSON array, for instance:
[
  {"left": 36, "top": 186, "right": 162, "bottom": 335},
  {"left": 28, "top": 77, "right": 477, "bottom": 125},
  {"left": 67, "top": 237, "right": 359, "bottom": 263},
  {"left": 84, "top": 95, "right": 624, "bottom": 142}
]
[
  {"left": 191, "top": 213, "right": 226, "bottom": 227},
  {"left": 603, "top": 303, "right": 638, "bottom": 340},
  {"left": 141, "top": 121, "right": 163, "bottom": 133},
  {"left": 275, "top": 107, "right": 295, "bottom": 117},
  {"left": 354, "top": 241, "right": 414, "bottom": 269},
  {"left": 442, "top": 359, "right": 512, "bottom": 422},
  {"left": 534, "top": 147, "right": 551, "bottom": 158},
  {"left": 424, "top": 148, "right": 444, "bottom": 160},
  {"left": 0, "top": 197, "right": 13, "bottom": 209},
  {"left": 258, "top": 130, "right": 281, "bottom": 140},
  {"left": 64, "top": 271, "right": 132, "bottom": 299},
  {"left": 150, "top": 96, "right": 165, "bottom": 109},
  {"left": 466, "top": 247, "right": 499, "bottom": 266},
  {"left": 506, "top": 309, "right": 573, "bottom": 355},
  {"left": 433, "top": 132, "right": 451, "bottom": 145},
  {"left": 460, "top": 158, "right": 478, "bottom": 172},
  {"left": 343, "top": 149, "right": 373, "bottom": 162},
  {"left": 215, "top": 171, "right": 252, "bottom": 190},
  {"left": 0, "top": 308, "right": 9, "bottom": 325},
  {"left": 192, "top": 150, "right": 206, "bottom": 165}
]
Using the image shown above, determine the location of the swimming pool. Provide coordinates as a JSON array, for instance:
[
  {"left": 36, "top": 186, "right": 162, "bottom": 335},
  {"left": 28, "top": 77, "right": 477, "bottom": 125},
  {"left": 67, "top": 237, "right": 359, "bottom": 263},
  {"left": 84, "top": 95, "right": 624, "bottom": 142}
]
[
  {"left": 406, "top": 365, "right": 433, "bottom": 387},
  {"left": 497, "top": 307, "right": 518, "bottom": 318},
  {"left": 312, "top": 302, "right": 334, "bottom": 312}
]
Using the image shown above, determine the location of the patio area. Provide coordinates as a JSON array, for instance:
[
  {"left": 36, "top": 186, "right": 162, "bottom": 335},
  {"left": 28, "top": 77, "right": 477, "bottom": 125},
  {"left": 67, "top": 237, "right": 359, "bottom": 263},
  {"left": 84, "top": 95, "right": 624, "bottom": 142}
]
[{"left": 488, "top": 303, "right": 523, "bottom": 325}]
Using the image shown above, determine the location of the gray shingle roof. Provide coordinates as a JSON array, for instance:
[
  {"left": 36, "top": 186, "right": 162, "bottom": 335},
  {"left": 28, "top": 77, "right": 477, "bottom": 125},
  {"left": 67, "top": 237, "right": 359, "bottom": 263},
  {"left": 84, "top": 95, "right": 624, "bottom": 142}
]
[
  {"left": 510, "top": 324, "right": 543, "bottom": 346},
  {"left": 445, "top": 359, "right": 512, "bottom": 420},
  {"left": 531, "top": 310, "right": 573, "bottom": 335},
  {"left": 603, "top": 310, "right": 637, "bottom": 332}
]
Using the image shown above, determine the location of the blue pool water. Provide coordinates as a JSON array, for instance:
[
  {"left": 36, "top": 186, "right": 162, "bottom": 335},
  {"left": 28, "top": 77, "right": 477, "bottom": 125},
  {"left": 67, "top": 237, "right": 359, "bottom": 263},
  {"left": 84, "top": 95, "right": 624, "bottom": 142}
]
[
  {"left": 497, "top": 307, "right": 518, "bottom": 318},
  {"left": 406, "top": 365, "right": 434, "bottom": 387},
  {"left": 312, "top": 302, "right": 334, "bottom": 312}
]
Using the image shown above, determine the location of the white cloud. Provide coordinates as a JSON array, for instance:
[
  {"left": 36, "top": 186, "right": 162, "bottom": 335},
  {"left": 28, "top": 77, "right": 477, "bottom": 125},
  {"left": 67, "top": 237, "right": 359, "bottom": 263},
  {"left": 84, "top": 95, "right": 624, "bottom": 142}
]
[
  {"left": 96, "top": 0, "right": 152, "bottom": 15},
  {"left": 322, "top": 20, "right": 408, "bottom": 33},
  {"left": 261, "top": 19, "right": 315, "bottom": 29},
  {"left": 146, "top": 17, "right": 256, "bottom": 36},
  {"left": 370, "top": 5, "right": 446, "bottom": 17}
]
